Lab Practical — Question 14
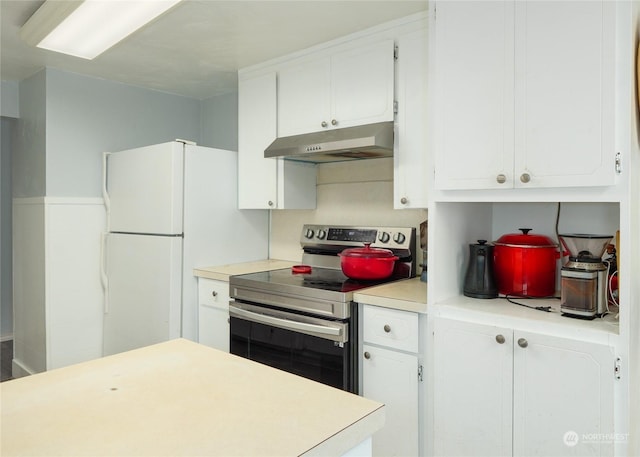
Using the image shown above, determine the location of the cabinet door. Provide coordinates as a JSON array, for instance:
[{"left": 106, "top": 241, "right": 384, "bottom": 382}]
[
  {"left": 331, "top": 40, "right": 395, "bottom": 130},
  {"left": 433, "top": 1, "right": 515, "bottom": 190},
  {"left": 362, "top": 344, "right": 419, "bottom": 457},
  {"left": 433, "top": 317, "right": 513, "bottom": 457},
  {"left": 513, "top": 331, "right": 614, "bottom": 457},
  {"left": 394, "top": 27, "right": 429, "bottom": 209},
  {"left": 277, "top": 57, "right": 331, "bottom": 137},
  {"left": 513, "top": 1, "right": 616, "bottom": 188},
  {"left": 238, "top": 72, "right": 278, "bottom": 209},
  {"left": 198, "top": 279, "right": 230, "bottom": 352}
]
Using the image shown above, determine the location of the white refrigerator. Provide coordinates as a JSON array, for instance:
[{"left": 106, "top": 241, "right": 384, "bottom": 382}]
[{"left": 101, "top": 140, "right": 268, "bottom": 356}]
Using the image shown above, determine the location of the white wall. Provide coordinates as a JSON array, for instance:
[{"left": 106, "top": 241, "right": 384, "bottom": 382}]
[{"left": 270, "top": 157, "right": 427, "bottom": 261}]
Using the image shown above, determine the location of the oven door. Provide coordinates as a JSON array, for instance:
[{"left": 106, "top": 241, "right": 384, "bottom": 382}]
[{"left": 229, "top": 301, "right": 356, "bottom": 393}]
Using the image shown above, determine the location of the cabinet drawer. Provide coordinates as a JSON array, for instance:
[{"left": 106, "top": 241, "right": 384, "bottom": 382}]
[
  {"left": 197, "top": 278, "right": 230, "bottom": 310},
  {"left": 362, "top": 305, "right": 419, "bottom": 353}
]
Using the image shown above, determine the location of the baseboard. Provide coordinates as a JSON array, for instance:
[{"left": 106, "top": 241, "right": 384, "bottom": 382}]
[{"left": 0, "top": 334, "right": 13, "bottom": 343}]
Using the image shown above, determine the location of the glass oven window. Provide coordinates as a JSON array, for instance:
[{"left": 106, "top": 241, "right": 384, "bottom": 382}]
[{"left": 230, "top": 317, "right": 352, "bottom": 392}]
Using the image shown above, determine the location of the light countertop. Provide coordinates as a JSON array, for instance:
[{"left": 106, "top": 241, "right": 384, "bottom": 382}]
[
  {"left": 1, "top": 339, "right": 384, "bottom": 457},
  {"left": 353, "top": 277, "right": 428, "bottom": 313},
  {"left": 193, "top": 259, "right": 298, "bottom": 281}
]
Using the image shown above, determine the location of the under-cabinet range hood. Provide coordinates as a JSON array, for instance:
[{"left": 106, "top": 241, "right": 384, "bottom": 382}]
[{"left": 264, "top": 121, "right": 394, "bottom": 163}]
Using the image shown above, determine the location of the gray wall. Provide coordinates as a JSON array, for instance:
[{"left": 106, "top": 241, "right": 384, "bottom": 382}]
[
  {"left": 1, "top": 117, "right": 14, "bottom": 338},
  {"left": 45, "top": 68, "right": 203, "bottom": 197},
  {"left": 201, "top": 92, "right": 238, "bottom": 151},
  {"left": 13, "top": 71, "right": 46, "bottom": 198}
]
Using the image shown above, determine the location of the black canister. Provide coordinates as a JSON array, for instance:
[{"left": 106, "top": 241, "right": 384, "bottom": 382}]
[{"left": 463, "top": 240, "right": 498, "bottom": 299}]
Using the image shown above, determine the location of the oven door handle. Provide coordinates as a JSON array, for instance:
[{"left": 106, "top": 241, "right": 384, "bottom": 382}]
[{"left": 229, "top": 304, "right": 343, "bottom": 338}]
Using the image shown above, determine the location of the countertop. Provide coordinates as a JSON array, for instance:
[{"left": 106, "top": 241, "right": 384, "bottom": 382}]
[
  {"left": 1, "top": 339, "right": 384, "bottom": 457},
  {"left": 194, "top": 260, "right": 428, "bottom": 314},
  {"left": 353, "top": 277, "right": 428, "bottom": 313},
  {"left": 193, "top": 259, "right": 298, "bottom": 281}
]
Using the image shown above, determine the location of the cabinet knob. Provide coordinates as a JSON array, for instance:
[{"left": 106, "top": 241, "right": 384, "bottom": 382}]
[
  {"left": 520, "top": 173, "right": 531, "bottom": 183},
  {"left": 495, "top": 334, "right": 505, "bottom": 344},
  {"left": 400, "top": 197, "right": 408, "bottom": 205},
  {"left": 496, "top": 174, "right": 507, "bottom": 184},
  {"left": 364, "top": 351, "right": 371, "bottom": 359},
  {"left": 268, "top": 200, "right": 274, "bottom": 207},
  {"left": 331, "top": 119, "right": 338, "bottom": 126},
  {"left": 211, "top": 291, "right": 217, "bottom": 298},
  {"left": 321, "top": 121, "right": 328, "bottom": 128},
  {"left": 383, "top": 324, "right": 391, "bottom": 333},
  {"left": 518, "top": 338, "right": 528, "bottom": 348}
]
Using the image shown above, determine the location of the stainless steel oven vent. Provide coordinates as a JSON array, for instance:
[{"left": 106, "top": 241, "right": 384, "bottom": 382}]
[{"left": 264, "top": 121, "right": 394, "bottom": 163}]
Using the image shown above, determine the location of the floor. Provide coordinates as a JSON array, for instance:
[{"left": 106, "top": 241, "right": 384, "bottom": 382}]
[{"left": 1, "top": 340, "right": 13, "bottom": 382}]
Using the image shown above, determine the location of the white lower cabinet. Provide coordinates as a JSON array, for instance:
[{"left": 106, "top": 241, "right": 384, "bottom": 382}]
[
  {"left": 360, "top": 305, "right": 422, "bottom": 456},
  {"left": 432, "top": 317, "right": 615, "bottom": 457},
  {"left": 197, "top": 278, "right": 230, "bottom": 352}
]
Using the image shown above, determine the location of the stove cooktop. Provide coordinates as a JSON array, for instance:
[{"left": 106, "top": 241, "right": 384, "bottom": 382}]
[
  {"left": 229, "top": 266, "right": 408, "bottom": 319},
  {"left": 237, "top": 266, "right": 397, "bottom": 294}
]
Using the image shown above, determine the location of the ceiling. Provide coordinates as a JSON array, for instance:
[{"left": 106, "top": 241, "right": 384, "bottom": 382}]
[{"left": 1, "top": 0, "right": 428, "bottom": 100}]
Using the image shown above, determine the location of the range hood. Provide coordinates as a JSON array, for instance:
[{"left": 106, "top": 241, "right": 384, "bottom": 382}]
[{"left": 264, "top": 121, "right": 394, "bottom": 163}]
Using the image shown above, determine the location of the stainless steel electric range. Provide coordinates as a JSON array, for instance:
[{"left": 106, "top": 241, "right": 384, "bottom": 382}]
[{"left": 229, "top": 224, "right": 416, "bottom": 393}]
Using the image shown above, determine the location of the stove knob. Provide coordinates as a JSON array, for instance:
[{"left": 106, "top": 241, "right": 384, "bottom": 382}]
[
  {"left": 393, "top": 232, "right": 406, "bottom": 244},
  {"left": 378, "top": 232, "right": 390, "bottom": 243},
  {"left": 316, "top": 229, "right": 326, "bottom": 240},
  {"left": 304, "top": 228, "right": 315, "bottom": 239}
]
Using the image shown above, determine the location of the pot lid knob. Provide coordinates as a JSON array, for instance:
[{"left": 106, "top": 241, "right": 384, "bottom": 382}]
[{"left": 519, "top": 228, "right": 532, "bottom": 235}]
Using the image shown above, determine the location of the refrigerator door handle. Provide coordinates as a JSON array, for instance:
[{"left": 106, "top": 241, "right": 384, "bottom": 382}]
[
  {"left": 100, "top": 232, "right": 109, "bottom": 314},
  {"left": 102, "top": 152, "right": 111, "bottom": 224}
]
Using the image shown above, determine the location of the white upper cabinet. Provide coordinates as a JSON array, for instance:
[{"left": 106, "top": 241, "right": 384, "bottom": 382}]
[
  {"left": 238, "top": 72, "right": 278, "bottom": 209},
  {"left": 277, "top": 39, "right": 395, "bottom": 137},
  {"left": 433, "top": 1, "right": 616, "bottom": 190},
  {"left": 238, "top": 72, "right": 316, "bottom": 210},
  {"left": 394, "top": 26, "right": 429, "bottom": 209}
]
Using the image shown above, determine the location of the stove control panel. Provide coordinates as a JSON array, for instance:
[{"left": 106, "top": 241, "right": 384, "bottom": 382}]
[{"left": 301, "top": 225, "right": 415, "bottom": 250}]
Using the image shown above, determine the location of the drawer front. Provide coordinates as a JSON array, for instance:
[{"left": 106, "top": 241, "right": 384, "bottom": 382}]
[
  {"left": 198, "top": 278, "right": 230, "bottom": 310},
  {"left": 362, "top": 305, "right": 419, "bottom": 353}
]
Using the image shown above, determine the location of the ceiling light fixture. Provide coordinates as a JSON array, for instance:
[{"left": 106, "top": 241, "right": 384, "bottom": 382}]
[{"left": 20, "top": 0, "right": 182, "bottom": 60}]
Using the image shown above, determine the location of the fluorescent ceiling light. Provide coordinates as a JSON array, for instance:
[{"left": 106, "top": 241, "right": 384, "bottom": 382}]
[{"left": 20, "top": 0, "right": 182, "bottom": 60}]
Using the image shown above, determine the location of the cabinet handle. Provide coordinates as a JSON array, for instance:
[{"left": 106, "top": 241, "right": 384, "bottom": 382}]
[
  {"left": 520, "top": 173, "right": 531, "bottom": 183},
  {"left": 496, "top": 174, "right": 507, "bottom": 184},
  {"left": 268, "top": 200, "right": 274, "bottom": 207},
  {"left": 331, "top": 119, "right": 338, "bottom": 126},
  {"left": 495, "top": 334, "right": 505, "bottom": 344},
  {"left": 400, "top": 197, "right": 408, "bottom": 205},
  {"left": 518, "top": 338, "right": 528, "bottom": 348},
  {"left": 211, "top": 291, "right": 217, "bottom": 298},
  {"left": 364, "top": 351, "right": 371, "bottom": 359},
  {"left": 321, "top": 121, "right": 328, "bottom": 128},
  {"left": 383, "top": 324, "right": 391, "bottom": 333}
]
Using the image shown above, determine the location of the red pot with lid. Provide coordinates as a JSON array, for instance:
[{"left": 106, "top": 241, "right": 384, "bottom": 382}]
[
  {"left": 493, "top": 228, "right": 559, "bottom": 297},
  {"left": 338, "top": 243, "right": 399, "bottom": 280}
]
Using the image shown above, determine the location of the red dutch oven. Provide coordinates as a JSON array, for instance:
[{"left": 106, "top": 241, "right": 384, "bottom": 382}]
[
  {"left": 493, "top": 228, "right": 559, "bottom": 297},
  {"left": 338, "top": 244, "right": 399, "bottom": 280}
]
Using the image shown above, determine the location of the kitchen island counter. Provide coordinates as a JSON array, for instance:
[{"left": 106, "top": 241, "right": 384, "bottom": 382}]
[{"left": 1, "top": 339, "right": 384, "bottom": 457}]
